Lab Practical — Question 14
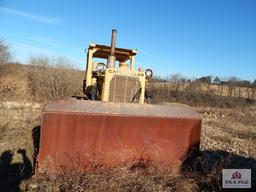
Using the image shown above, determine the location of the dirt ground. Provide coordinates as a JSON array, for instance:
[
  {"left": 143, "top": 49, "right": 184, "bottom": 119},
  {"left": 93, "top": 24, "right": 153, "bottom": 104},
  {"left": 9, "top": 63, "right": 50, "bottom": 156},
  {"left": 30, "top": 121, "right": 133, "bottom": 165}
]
[{"left": 0, "top": 101, "right": 255, "bottom": 191}]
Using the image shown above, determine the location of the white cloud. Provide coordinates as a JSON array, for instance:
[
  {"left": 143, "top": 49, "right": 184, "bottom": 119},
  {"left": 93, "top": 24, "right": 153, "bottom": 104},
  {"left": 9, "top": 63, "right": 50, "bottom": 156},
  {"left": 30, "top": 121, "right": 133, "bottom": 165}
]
[
  {"left": 32, "top": 35, "right": 64, "bottom": 48},
  {"left": 0, "top": 6, "right": 60, "bottom": 24},
  {"left": 12, "top": 41, "right": 59, "bottom": 55},
  {"left": 32, "top": 35, "right": 82, "bottom": 53},
  {"left": 10, "top": 41, "right": 84, "bottom": 67}
]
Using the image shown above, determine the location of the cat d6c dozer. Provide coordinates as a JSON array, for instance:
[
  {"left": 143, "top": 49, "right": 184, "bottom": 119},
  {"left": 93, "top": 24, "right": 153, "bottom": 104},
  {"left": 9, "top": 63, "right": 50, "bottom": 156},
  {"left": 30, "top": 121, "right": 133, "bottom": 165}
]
[{"left": 36, "top": 30, "right": 201, "bottom": 173}]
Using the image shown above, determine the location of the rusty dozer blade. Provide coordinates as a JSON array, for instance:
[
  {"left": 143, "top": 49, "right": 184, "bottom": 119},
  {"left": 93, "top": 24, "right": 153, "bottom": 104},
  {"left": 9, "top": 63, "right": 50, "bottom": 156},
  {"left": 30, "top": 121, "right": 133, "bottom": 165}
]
[{"left": 36, "top": 100, "right": 201, "bottom": 173}]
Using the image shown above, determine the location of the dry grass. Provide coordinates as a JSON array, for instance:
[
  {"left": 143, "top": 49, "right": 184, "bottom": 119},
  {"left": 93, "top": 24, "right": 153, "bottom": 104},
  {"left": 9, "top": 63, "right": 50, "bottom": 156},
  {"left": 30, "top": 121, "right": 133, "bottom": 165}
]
[
  {"left": 0, "top": 60, "right": 84, "bottom": 103},
  {"left": 0, "top": 101, "right": 255, "bottom": 191},
  {"left": 0, "top": 102, "right": 41, "bottom": 163},
  {"left": 27, "top": 56, "right": 84, "bottom": 102},
  {"left": 149, "top": 80, "right": 255, "bottom": 108},
  {"left": 0, "top": 64, "right": 31, "bottom": 101},
  {"left": 26, "top": 166, "right": 196, "bottom": 192},
  {"left": 198, "top": 106, "right": 256, "bottom": 157},
  {"left": 152, "top": 81, "right": 256, "bottom": 100}
]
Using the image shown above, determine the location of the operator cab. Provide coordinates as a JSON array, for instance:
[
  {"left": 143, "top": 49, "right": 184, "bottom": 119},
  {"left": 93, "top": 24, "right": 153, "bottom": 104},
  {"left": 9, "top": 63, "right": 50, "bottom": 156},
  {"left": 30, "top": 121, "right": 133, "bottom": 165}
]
[
  {"left": 86, "top": 43, "right": 143, "bottom": 77},
  {"left": 83, "top": 30, "right": 153, "bottom": 103}
]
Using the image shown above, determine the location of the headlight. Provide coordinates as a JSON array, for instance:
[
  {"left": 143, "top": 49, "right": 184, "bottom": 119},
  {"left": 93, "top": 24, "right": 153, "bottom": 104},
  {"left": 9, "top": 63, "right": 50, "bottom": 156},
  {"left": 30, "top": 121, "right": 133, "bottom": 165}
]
[
  {"left": 96, "top": 63, "right": 107, "bottom": 72},
  {"left": 145, "top": 69, "right": 153, "bottom": 78}
]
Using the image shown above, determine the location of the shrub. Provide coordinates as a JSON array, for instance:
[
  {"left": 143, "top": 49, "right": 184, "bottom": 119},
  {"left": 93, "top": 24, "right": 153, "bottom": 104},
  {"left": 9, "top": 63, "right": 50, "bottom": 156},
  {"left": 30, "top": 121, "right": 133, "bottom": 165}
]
[
  {"left": 0, "top": 64, "right": 31, "bottom": 101},
  {"left": 27, "top": 55, "right": 83, "bottom": 102},
  {"left": 0, "top": 73, "right": 30, "bottom": 101}
]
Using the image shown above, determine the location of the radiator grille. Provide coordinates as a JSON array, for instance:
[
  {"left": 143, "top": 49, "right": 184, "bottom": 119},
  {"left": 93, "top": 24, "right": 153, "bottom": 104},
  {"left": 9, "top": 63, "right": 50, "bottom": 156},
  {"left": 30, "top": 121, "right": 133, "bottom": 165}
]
[{"left": 109, "top": 75, "right": 141, "bottom": 103}]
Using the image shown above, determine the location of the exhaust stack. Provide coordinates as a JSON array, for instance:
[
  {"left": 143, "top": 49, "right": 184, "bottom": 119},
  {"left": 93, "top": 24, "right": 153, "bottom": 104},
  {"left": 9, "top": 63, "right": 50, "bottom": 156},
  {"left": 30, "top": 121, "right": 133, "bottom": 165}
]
[{"left": 107, "top": 29, "right": 117, "bottom": 68}]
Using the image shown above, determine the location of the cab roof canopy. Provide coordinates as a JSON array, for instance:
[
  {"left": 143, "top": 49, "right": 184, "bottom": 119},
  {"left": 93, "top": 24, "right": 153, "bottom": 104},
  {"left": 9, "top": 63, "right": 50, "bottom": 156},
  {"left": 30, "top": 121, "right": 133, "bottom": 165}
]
[{"left": 89, "top": 44, "right": 138, "bottom": 62}]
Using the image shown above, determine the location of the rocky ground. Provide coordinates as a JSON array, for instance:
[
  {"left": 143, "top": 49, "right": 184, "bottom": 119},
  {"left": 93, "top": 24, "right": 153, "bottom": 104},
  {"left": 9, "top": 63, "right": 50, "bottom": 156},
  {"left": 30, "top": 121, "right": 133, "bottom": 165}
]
[
  {"left": 199, "top": 106, "right": 256, "bottom": 157},
  {"left": 0, "top": 101, "right": 255, "bottom": 191}
]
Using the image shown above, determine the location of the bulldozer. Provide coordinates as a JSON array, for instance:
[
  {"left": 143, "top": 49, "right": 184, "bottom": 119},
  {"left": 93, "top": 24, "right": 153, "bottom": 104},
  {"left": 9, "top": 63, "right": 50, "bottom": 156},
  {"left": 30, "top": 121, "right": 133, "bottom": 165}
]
[{"left": 36, "top": 30, "right": 201, "bottom": 173}]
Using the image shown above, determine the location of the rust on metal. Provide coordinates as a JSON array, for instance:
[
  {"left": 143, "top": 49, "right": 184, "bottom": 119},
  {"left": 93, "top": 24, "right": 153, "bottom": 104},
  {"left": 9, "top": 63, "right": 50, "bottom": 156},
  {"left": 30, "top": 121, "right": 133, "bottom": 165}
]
[
  {"left": 110, "top": 29, "right": 117, "bottom": 56},
  {"left": 91, "top": 44, "right": 136, "bottom": 62},
  {"left": 107, "top": 29, "right": 117, "bottom": 68},
  {"left": 36, "top": 100, "right": 201, "bottom": 173}
]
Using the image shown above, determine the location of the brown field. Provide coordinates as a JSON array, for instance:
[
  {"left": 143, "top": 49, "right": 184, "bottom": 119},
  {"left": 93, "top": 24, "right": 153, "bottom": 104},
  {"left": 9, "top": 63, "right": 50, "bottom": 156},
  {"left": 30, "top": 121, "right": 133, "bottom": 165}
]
[
  {"left": 153, "top": 82, "right": 256, "bottom": 100},
  {"left": 0, "top": 101, "right": 255, "bottom": 191}
]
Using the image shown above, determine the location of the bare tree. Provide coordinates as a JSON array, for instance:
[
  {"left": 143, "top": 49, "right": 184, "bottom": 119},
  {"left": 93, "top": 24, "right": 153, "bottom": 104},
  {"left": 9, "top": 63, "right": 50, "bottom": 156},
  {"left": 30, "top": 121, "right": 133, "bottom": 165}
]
[
  {"left": 227, "top": 76, "right": 240, "bottom": 97},
  {"left": 252, "top": 79, "right": 256, "bottom": 88},
  {"left": 28, "top": 55, "right": 83, "bottom": 101},
  {"left": 168, "top": 74, "right": 186, "bottom": 97},
  {"left": 0, "top": 39, "right": 11, "bottom": 64}
]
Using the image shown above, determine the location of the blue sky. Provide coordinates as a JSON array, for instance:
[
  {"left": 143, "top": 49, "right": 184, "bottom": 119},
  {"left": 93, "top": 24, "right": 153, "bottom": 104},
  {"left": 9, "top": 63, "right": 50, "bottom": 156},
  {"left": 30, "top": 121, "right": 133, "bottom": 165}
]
[{"left": 0, "top": 0, "right": 255, "bottom": 81}]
